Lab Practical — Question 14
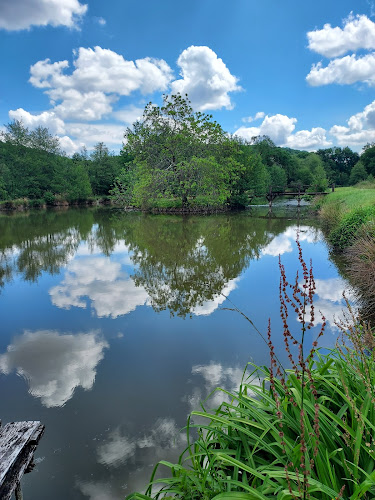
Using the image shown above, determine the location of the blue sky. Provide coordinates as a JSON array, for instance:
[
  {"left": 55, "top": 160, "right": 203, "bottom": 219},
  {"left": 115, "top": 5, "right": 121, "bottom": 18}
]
[{"left": 1, "top": 0, "right": 375, "bottom": 154}]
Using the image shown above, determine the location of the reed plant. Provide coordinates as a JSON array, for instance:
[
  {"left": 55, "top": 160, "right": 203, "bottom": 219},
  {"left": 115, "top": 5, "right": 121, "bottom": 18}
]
[{"left": 126, "top": 242, "right": 375, "bottom": 500}]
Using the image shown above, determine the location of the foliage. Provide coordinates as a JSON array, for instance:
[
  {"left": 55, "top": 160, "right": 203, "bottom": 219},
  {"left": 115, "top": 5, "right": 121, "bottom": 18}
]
[
  {"left": 329, "top": 206, "right": 375, "bottom": 249},
  {"left": 118, "top": 94, "right": 241, "bottom": 209},
  {"left": 350, "top": 162, "right": 368, "bottom": 185},
  {"left": 317, "top": 147, "right": 359, "bottom": 186},
  {"left": 1, "top": 120, "right": 61, "bottom": 154},
  {"left": 360, "top": 144, "right": 375, "bottom": 177},
  {"left": 88, "top": 142, "right": 122, "bottom": 195},
  {"left": 126, "top": 244, "right": 375, "bottom": 499},
  {"left": 345, "top": 226, "right": 375, "bottom": 318}
]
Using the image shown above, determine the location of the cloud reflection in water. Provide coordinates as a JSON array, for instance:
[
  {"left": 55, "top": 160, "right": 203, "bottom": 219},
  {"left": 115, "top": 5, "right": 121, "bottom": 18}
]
[
  {"left": 49, "top": 256, "right": 149, "bottom": 318},
  {"left": 0, "top": 330, "right": 108, "bottom": 407}
]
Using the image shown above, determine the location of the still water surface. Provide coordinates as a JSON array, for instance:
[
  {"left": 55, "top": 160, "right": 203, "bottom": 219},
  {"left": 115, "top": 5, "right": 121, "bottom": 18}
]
[{"left": 0, "top": 208, "right": 350, "bottom": 499}]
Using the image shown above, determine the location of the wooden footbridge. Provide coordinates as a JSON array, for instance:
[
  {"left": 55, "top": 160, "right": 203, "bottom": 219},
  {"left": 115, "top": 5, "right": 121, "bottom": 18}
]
[
  {"left": 252, "top": 184, "right": 334, "bottom": 208},
  {"left": 0, "top": 421, "right": 44, "bottom": 500}
]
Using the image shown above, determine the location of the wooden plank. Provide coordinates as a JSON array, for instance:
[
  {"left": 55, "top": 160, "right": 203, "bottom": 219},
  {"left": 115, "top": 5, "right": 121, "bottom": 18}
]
[{"left": 0, "top": 421, "right": 44, "bottom": 500}]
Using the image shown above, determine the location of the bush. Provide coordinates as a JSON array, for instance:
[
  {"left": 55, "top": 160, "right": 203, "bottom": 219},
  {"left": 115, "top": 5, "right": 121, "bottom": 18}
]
[
  {"left": 345, "top": 224, "right": 375, "bottom": 320},
  {"left": 28, "top": 198, "right": 45, "bottom": 208},
  {"left": 43, "top": 191, "right": 55, "bottom": 205},
  {"left": 329, "top": 206, "right": 375, "bottom": 249},
  {"left": 318, "top": 200, "right": 345, "bottom": 232}
]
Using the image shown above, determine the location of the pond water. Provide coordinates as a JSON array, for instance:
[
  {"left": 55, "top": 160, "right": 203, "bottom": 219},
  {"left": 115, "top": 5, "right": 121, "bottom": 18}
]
[{"left": 0, "top": 207, "right": 352, "bottom": 499}]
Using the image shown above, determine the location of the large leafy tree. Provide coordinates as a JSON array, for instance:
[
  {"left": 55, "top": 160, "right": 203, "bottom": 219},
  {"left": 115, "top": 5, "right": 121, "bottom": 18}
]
[{"left": 120, "top": 93, "right": 240, "bottom": 208}]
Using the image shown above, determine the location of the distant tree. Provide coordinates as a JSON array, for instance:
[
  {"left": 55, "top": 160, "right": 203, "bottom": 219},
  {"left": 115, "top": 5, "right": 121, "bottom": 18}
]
[
  {"left": 67, "top": 164, "right": 92, "bottom": 201},
  {"left": 350, "top": 161, "right": 368, "bottom": 184},
  {"left": 311, "top": 163, "right": 329, "bottom": 192},
  {"left": 29, "top": 126, "right": 60, "bottom": 154},
  {"left": 1, "top": 120, "right": 30, "bottom": 147},
  {"left": 360, "top": 144, "right": 375, "bottom": 177},
  {"left": 89, "top": 142, "right": 121, "bottom": 196},
  {"left": 317, "top": 147, "right": 359, "bottom": 185}
]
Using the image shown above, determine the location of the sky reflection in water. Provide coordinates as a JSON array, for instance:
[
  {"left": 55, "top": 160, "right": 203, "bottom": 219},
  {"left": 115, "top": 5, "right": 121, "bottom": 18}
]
[{"left": 0, "top": 208, "right": 353, "bottom": 499}]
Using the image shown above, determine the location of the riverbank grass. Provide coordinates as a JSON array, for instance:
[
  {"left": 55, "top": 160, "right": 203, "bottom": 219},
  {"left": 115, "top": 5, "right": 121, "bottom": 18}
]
[{"left": 316, "top": 185, "right": 375, "bottom": 249}]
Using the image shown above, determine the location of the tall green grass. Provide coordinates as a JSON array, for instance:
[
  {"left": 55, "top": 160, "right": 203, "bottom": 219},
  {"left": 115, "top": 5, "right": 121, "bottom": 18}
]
[{"left": 126, "top": 243, "right": 375, "bottom": 499}]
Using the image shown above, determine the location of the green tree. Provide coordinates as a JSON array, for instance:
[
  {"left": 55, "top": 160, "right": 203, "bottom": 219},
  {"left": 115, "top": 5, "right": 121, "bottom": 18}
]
[
  {"left": 1, "top": 120, "right": 30, "bottom": 147},
  {"left": 317, "top": 147, "right": 359, "bottom": 185},
  {"left": 89, "top": 143, "right": 121, "bottom": 196},
  {"left": 360, "top": 144, "right": 375, "bottom": 177},
  {"left": 66, "top": 164, "right": 92, "bottom": 201},
  {"left": 29, "top": 126, "right": 61, "bottom": 154},
  {"left": 120, "top": 93, "right": 239, "bottom": 209},
  {"left": 349, "top": 161, "right": 368, "bottom": 184}
]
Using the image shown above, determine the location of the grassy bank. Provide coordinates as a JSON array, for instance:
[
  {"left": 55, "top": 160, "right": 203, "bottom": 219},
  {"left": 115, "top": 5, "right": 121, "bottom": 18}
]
[
  {"left": 0, "top": 195, "right": 112, "bottom": 211},
  {"left": 316, "top": 182, "right": 375, "bottom": 320},
  {"left": 316, "top": 184, "right": 375, "bottom": 250}
]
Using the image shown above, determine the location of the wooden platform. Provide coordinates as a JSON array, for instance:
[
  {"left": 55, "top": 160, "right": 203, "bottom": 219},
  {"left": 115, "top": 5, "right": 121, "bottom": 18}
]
[{"left": 0, "top": 421, "right": 44, "bottom": 500}]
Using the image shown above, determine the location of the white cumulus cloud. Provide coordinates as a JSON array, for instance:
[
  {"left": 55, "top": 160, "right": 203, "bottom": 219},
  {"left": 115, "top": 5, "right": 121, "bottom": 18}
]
[
  {"left": 0, "top": 0, "right": 87, "bottom": 31},
  {"left": 242, "top": 111, "right": 265, "bottom": 123},
  {"left": 234, "top": 114, "right": 331, "bottom": 150},
  {"left": 0, "top": 330, "right": 108, "bottom": 407},
  {"left": 27, "top": 47, "right": 173, "bottom": 121},
  {"left": 286, "top": 127, "right": 332, "bottom": 149},
  {"left": 306, "top": 52, "right": 375, "bottom": 87},
  {"left": 307, "top": 13, "right": 375, "bottom": 58},
  {"left": 330, "top": 99, "right": 375, "bottom": 146},
  {"left": 170, "top": 46, "right": 241, "bottom": 111}
]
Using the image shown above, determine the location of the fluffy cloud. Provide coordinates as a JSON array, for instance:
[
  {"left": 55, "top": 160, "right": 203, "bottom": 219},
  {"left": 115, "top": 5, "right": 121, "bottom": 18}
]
[
  {"left": 27, "top": 47, "right": 173, "bottom": 122},
  {"left": 242, "top": 111, "right": 265, "bottom": 123},
  {"left": 234, "top": 114, "right": 331, "bottom": 150},
  {"left": 304, "top": 277, "right": 355, "bottom": 329},
  {"left": 186, "top": 362, "right": 262, "bottom": 412},
  {"left": 330, "top": 99, "right": 375, "bottom": 146},
  {"left": 8, "top": 45, "right": 242, "bottom": 153},
  {"left": 49, "top": 256, "right": 149, "bottom": 318},
  {"left": 306, "top": 53, "right": 375, "bottom": 87},
  {"left": 0, "top": 0, "right": 87, "bottom": 31},
  {"left": 307, "top": 14, "right": 375, "bottom": 58},
  {"left": 234, "top": 114, "right": 296, "bottom": 143},
  {"left": 170, "top": 46, "right": 241, "bottom": 111},
  {"left": 9, "top": 108, "right": 65, "bottom": 135},
  {"left": 96, "top": 419, "right": 185, "bottom": 468},
  {"left": 261, "top": 226, "right": 322, "bottom": 258},
  {"left": 9, "top": 107, "right": 126, "bottom": 153},
  {"left": 286, "top": 127, "right": 331, "bottom": 149},
  {"left": 0, "top": 330, "right": 108, "bottom": 407},
  {"left": 192, "top": 278, "right": 239, "bottom": 316}
]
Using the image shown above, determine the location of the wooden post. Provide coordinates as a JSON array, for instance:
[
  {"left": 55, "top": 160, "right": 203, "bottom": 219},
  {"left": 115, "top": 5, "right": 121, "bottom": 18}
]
[
  {"left": 268, "top": 186, "right": 273, "bottom": 210},
  {"left": 331, "top": 183, "right": 335, "bottom": 192},
  {"left": 297, "top": 185, "right": 301, "bottom": 207}
]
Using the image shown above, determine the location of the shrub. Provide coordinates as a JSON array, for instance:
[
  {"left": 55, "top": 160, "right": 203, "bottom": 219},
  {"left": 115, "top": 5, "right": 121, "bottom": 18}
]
[
  {"left": 345, "top": 223, "right": 375, "bottom": 320},
  {"left": 28, "top": 198, "right": 46, "bottom": 208},
  {"left": 329, "top": 206, "right": 375, "bottom": 249},
  {"left": 43, "top": 191, "right": 55, "bottom": 205},
  {"left": 318, "top": 200, "right": 345, "bottom": 232}
]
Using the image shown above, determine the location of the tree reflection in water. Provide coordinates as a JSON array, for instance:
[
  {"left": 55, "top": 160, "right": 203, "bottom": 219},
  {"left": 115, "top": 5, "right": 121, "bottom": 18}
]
[{"left": 0, "top": 208, "right": 312, "bottom": 317}]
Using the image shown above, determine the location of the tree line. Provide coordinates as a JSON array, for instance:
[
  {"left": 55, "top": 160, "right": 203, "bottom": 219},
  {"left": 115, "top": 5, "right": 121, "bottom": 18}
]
[{"left": 0, "top": 94, "right": 374, "bottom": 209}]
